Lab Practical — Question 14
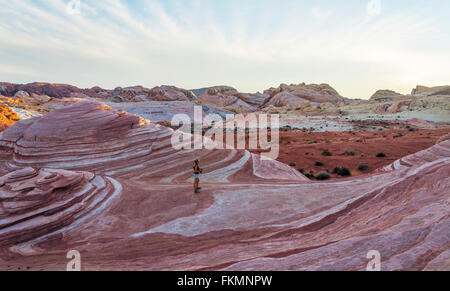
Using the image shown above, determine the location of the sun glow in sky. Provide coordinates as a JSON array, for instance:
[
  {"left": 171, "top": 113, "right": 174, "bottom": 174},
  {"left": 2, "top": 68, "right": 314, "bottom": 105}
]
[{"left": 1, "top": 0, "right": 449, "bottom": 99}]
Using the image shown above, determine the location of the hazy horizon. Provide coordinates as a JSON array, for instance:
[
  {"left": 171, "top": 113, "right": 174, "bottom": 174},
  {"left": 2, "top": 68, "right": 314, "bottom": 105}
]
[{"left": 1, "top": 0, "right": 449, "bottom": 99}]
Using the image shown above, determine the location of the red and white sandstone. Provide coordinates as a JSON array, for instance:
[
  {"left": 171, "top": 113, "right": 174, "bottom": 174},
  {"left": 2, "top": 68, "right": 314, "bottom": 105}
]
[{"left": 0, "top": 101, "right": 448, "bottom": 271}]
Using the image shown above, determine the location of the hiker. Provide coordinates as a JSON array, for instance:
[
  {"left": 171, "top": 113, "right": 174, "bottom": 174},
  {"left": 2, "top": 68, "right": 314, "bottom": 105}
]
[{"left": 193, "top": 160, "right": 203, "bottom": 193}]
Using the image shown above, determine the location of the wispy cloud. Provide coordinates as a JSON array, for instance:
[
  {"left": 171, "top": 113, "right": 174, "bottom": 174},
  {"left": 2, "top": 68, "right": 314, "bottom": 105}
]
[
  {"left": 0, "top": 0, "right": 449, "bottom": 99},
  {"left": 310, "top": 7, "right": 333, "bottom": 21}
]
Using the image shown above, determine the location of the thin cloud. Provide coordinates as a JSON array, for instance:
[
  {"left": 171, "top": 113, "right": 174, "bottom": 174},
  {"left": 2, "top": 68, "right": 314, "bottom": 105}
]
[{"left": 310, "top": 7, "right": 333, "bottom": 21}]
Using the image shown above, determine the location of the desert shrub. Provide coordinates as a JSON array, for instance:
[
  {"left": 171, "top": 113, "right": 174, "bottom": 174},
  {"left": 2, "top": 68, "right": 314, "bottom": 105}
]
[
  {"left": 298, "top": 168, "right": 305, "bottom": 174},
  {"left": 315, "top": 161, "right": 324, "bottom": 167},
  {"left": 289, "top": 162, "right": 297, "bottom": 167},
  {"left": 333, "top": 167, "right": 352, "bottom": 177},
  {"left": 344, "top": 150, "right": 355, "bottom": 156},
  {"left": 376, "top": 152, "right": 387, "bottom": 158},
  {"left": 316, "top": 171, "right": 331, "bottom": 181},
  {"left": 322, "top": 150, "right": 332, "bottom": 156},
  {"left": 358, "top": 164, "right": 369, "bottom": 171},
  {"left": 305, "top": 170, "right": 315, "bottom": 179}
]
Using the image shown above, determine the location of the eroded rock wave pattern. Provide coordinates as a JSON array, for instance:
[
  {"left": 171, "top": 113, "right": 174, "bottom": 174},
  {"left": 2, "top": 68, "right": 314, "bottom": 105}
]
[
  {"left": 0, "top": 101, "right": 448, "bottom": 271},
  {"left": 0, "top": 101, "right": 304, "bottom": 184}
]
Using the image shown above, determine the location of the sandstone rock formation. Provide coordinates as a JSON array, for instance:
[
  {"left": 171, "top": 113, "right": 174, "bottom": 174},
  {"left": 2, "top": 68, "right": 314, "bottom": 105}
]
[
  {"left": 0, "top": 101, "right": 448, "bottom": 271},
  {"left": 0, "top": 101, "right": 303, "bottom": 183},
  {"left": 0, "top": 82, "right": 196, "bottom": 103},
  {"left": 0, "top": 167, "right": 121, "bottom": 250},
  {"left": 261, "top": 83, "right": 345, "bottom": 108},
  {"left": 0, "top": 82, "right": 87, "bottom": 99},
  {"left": 110, "top": 86, "right": 196, "bottom": 102},
  {"left": 263, "top": 91, "right": 310, "bottom": 108},
  {"left": 412, "top": 85, "right": 450, "bottom": 97},
  {"left": 370, "top": 89, "right": 406, "bottom": 101},
  {"left": 194, "top": 86, "right": 263, "bottom": 112}
]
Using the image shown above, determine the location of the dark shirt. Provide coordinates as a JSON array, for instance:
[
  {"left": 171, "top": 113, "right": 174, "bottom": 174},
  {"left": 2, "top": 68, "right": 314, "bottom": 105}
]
[{"left": 193, "top": 165, "right": 200, "bottom": 174}]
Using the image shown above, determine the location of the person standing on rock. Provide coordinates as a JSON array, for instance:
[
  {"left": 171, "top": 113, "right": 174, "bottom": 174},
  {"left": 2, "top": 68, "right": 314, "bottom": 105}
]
[{"left": 193, "top": 160, "right": 202, "bottom": 194}]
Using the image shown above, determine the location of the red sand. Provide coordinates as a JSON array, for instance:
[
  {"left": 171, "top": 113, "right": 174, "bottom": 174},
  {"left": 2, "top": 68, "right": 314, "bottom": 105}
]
[{"left": 251, "top": 128, "right": 450, "bottom": 179}]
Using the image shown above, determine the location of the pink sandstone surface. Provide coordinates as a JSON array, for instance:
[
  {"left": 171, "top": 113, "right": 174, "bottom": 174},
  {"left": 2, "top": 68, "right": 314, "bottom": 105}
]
[{"left": 0, "top": 101, "right": 449, "bottom": 271}]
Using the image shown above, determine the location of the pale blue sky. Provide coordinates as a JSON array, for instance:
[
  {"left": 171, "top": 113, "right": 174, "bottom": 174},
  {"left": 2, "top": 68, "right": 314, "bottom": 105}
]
[{"left": 1, "top": 0, "right": 449, "bottom": 99}]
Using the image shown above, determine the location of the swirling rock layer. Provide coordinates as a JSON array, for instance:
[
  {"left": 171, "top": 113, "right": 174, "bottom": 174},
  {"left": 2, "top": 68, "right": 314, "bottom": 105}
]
[
  {"left": 0, "top": 101, "right": 305, "bottom": 184},
  {"left": 0, "top": 101, "right": 448, "bottom": 271},
  {"left": 0, "top": 167, "right": 121, "bottom": 252}
]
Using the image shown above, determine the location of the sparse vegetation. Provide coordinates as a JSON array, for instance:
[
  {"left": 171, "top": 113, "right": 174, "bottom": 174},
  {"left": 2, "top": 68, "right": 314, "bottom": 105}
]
[
  {"left": 376, "top": 152, "right": 387, "bottom": 158},
  {"left": 305, "top": 170, "right": 315, "bottom": 179},
  {"left": 322, "top": 150, "right": 332, "bottom": 156},
  {"left": 358, "top": 164, "right": 369, "bottom": 171},
  {"left": 316, "top": 171, "right": 331, "bottom": 181},
  {"left": 333, "top": 167, "right": 352, "bottom": 177},
  {"left": 289, "top": 162, "right": 297, "bottom": 167},
  {"left": 344, "top": 150, "right": 355, "bottom": 156},
  {"left": 315, "top": 161, "right": 324, "bottom": 167}
]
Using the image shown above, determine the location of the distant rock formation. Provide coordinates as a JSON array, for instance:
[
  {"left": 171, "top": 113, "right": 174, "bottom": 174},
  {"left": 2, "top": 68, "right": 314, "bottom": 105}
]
[
  {"left": 0, "top": 82, "right": 88, "bottom": 99},
  {"left": 110, "top": 85, "right": 196, "bottom": 102},
  {"left": 194, "top": 86, "right": 264, "bottom": 112},
  {"left": 261, "top": 83, "right": 345, "bottom": 108},
  {"left": 263, "top": 91, "right": 309, "bottom": 108},
  {"left": 0, "top": 82, "right": 197, "bottom": 103},
  {"left": 412, "top": 85, "right": 450, "bottom": 97},
  {"left": 370, "top": 89, "right": 406, "bottom": 101}
]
